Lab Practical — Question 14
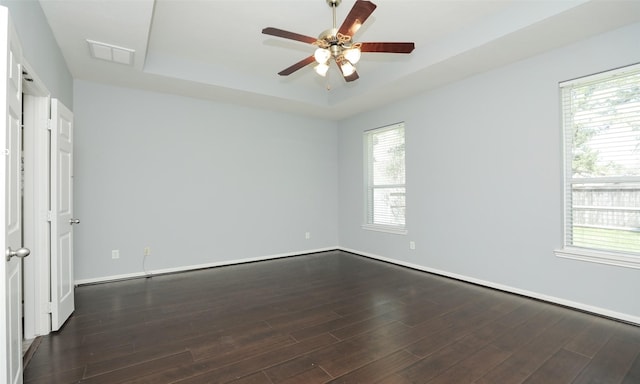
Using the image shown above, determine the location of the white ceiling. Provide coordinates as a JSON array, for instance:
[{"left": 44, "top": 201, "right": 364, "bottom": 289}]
[{"left": 38, "top": 0, "right": 640, "bottom": 120}]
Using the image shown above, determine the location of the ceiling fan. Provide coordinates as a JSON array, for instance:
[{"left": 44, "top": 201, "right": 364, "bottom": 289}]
[{"left": 262, "top": 0, "right": 415, "bottom": 82}]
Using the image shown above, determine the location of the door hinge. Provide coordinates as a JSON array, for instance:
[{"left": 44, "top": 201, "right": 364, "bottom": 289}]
[
  {"left": 47, "top": 302, "right": 53, "bottom": 314},
  {"left": 47, "top": 119, "right": 52, "bottom": 131},
  {"left": 47, "top": 211, "right": 53, "bottom": 222}
]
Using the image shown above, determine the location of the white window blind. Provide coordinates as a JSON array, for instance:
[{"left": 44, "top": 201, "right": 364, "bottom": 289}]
[
  {"left": 364, "top": 123, "right": 406, "bottom": 232},
  {"left": 559, "top": 64, "right": 640, "bottom": 266}
]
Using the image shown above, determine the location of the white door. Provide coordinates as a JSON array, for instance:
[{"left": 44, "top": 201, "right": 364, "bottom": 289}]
[
  {"left": 0, "top": 6, "right": 25, "bottom": 384},
  {"left": 50, "top": 99, "right": 75, "bottom": 331}
]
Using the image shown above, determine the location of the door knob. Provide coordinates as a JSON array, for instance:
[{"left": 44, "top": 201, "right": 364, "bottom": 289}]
[
  {"left": 6, "top": 247, "right": 30, "bottom": 261},
  {"left": 70, "top": 219, "right": 80, "bottom": 225}
]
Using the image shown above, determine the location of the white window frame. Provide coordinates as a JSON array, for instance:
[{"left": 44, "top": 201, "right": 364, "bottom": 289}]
[
  {"left": 362, "top": 122, "right": 407, "bottom": 235},
  {"left": 555, "top": 63, "right": 640, "bottom": 269}
]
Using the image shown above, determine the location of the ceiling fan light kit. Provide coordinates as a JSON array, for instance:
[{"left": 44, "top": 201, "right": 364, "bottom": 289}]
[
  {"left": 343, "top": 47, "right": 361, "bottom": 64},
  {"left": 262, "top": 0, "right": 415, "bottom": 83},
  {"left": 339, "top": 60, "right": 356, "bottom": 76},
  {"left": 314, "top": 47, "right": 331, "bottom": 65},
  {"left": 314, "top": 62, "right": 330, "bottom": 76}
]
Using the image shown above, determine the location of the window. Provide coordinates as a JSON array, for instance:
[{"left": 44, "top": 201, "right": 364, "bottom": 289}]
[
  {"left": 556, "top": 64, "right": 640, "bottom": 269},
  {"left": 363, "top": 123, "right": 406, "bottom": 234}
]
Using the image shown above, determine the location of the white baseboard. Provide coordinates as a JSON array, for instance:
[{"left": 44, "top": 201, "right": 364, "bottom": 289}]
[
  {"left": 74, "top": 247, "right": 338, "bottom": 286},
  {"left": 75, "top": 245, "right": 639, "bottom": 326},
  {"left": 339, "top": 247, "right": 640, "bottom": 326}
]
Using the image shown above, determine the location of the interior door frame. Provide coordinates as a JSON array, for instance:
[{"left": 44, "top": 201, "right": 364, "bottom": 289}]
[{"left": 22, "top": 61, "right": 51, "bottom": 339}]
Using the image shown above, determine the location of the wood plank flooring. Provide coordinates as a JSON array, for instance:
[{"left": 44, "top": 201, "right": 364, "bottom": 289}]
[{"left": 24, "top": 250, "right": 640, "bottom": 383}]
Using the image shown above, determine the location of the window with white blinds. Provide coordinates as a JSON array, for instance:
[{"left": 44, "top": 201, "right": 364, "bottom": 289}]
[
  {"left": 363, "top": 123, "right": 406, "bottom": 233},
  {"left": 557, "top": 63, "right": 640, "bottom": 268}
]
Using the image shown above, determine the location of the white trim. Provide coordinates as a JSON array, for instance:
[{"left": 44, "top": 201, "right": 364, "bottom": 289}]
[
  {"left": 570, "top": 176, "right": 640, "bottom": 184},
  {"left": 74, "top": 247, "right": 338, "bottom": 286},
  {"left": 555, "top": 247, "right": 640, "bottom": 270},
  {"left": 364, "top": 121, "right": 405, "bottom": 134},
  {"left": 74, "top": 246, "right": 640, "bottom": 324},
  {"left": 21, "top": 59, "right": 52, "bottom": 339},
  {"left": 339, "top": 246, "right": 640, "bottom": 326},
  {"left": 559, "top": 62, "right": 640, "bottom": 87},
  {"left": 361, "top": 224, "right": 407, "bottom": 235},
  {"left": 363, "top": 122, "right": 406, "bottom": 230},
  {"left": 560, "top": 64, "right": 640, "bottom": 261}
]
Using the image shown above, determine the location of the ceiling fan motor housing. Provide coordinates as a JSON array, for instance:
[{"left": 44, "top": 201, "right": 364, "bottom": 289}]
[{"left": 319, "top": 28, "right": 339, "bottom": 42}]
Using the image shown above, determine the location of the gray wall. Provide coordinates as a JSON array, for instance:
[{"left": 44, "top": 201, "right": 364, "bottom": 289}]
[
  {"left": 73, "top": 81, "right": 339, "bottom": 281},
  {"left": 338, "top": 22, "right": 640, "bottom": 321},
  {"left": 59, "top": 8, "right": 638, "bottom": 321},
  {"left": 0, "top": 0, "right": 73, "bottom": 107}
]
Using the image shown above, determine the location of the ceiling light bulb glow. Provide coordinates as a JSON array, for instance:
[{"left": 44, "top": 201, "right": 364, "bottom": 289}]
[
  {"left": 343, "top": 48, "right": 361, "bottom": 64},
  {"left": 314, "top": 48, "right": 330, "bottom": 64},
  {"left": 314, "top": 63, "right": 330, "bottom": 77},
  {"left": 340, "top": 61, "right": 355, "bottom": 76}
]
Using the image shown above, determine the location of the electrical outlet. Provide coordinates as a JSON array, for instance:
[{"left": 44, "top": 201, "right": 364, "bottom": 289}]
[
  {"left": 409, "top": 241, "right": 415, "bottom": 250},
  {"left": 143, "top": 247, "right": 151, "bottom": 256},
  {"left": 112, "top": 249, "right": 120, "bottom": 259},
  {"left": 305, "top": 232, "right": 311, "bottom": 239}
]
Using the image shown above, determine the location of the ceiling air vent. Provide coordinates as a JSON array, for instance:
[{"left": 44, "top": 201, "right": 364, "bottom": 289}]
[{"left": 87, "top": 39, "right": 135, "bottom": 65}]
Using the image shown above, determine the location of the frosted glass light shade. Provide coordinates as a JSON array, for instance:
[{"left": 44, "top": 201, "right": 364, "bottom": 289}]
[
  {"left": 314, "top": 48, "right": 330, "bottom": 64},
  {"left": 343, "top": 48, "right": 361, "bottom": 64},
  {"left": 340, "top": 61, "right": 355, "bottom": 76},
  {"left": 314, "top": 63, "right": 329, "bottom": 76}
]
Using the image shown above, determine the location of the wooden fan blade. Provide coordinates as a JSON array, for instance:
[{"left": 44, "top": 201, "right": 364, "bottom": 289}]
[
  {"left": 278, "top": 56, "right": 316, "bottom": 76},
  {"left": 360, "top": 42, "right": 415, "bottom": 54},
  {"left": 262, "top": 27, "right": 317, "bottom": 45},
  {"left": 344, "top": 70, "right": 359, "bottom": 82},
  {"left": 338, "top": 0, "right": 377, "bottom": 38}
]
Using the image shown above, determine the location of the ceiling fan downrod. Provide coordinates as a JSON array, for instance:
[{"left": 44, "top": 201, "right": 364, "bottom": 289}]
[{"left": 327, "top": 0, "right": 341, "bottom": 29}]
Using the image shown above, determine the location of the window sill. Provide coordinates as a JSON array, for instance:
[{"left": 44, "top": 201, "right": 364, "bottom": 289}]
[
  {"left": 362, "top": 224, "right": 407, "bottom": 235},
  {"left": 554, "top": 247, "right": 640, "bottom": 270}
]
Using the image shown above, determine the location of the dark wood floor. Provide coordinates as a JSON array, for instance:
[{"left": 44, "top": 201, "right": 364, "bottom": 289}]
[{"left": 24, "top": 250, "right": 640, "bottom": 383}]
